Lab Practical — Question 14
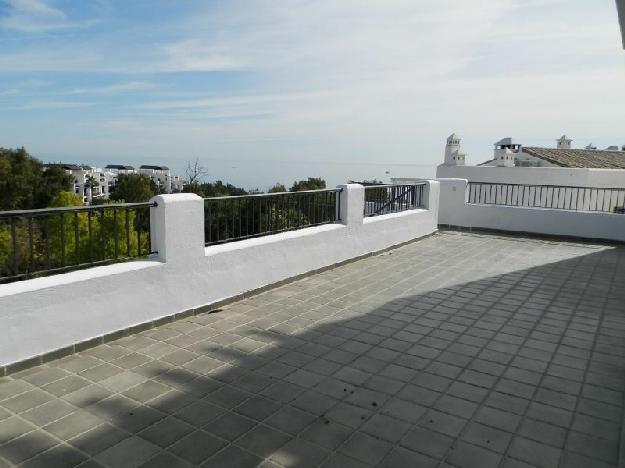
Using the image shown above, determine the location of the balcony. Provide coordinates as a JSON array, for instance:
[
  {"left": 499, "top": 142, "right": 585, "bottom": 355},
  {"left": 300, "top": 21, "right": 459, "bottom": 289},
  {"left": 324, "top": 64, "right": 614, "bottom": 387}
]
[{"left": 1, "top": 179, "right": 624, "bottom": 467}]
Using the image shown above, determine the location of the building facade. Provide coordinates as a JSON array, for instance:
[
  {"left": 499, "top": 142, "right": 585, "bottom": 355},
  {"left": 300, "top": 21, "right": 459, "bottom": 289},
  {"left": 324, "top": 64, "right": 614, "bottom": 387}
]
[{"left": 44, "top": 163, "right": 185, "bottom": 204}]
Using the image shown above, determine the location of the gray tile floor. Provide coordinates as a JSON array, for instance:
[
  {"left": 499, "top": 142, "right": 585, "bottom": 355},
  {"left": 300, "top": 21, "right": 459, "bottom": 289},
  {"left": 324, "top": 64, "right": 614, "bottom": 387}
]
[{"left": 1, "top": 231, "right": 624, "bottom": 468}]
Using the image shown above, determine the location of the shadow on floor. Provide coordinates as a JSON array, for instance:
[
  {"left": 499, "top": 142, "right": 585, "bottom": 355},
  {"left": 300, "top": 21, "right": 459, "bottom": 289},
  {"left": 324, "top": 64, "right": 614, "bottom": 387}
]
[{"left": 1, "top": 239, "right": 624, "bottom": 468}]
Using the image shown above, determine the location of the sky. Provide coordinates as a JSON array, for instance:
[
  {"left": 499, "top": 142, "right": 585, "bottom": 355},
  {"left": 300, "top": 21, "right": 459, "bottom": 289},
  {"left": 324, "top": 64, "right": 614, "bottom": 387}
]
[{"left": 1, "top": 0, "right": 624, "bottom": 188}]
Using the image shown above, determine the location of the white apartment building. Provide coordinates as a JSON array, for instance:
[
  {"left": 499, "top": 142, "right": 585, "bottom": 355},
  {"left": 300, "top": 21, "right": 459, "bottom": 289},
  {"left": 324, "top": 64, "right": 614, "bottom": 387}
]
[
  {"left": 104, "top": 164, "right": 136, "bottom": 175},
  {"left": 44, "top": 164, "right": 116, "bottom": 204},
  {"left": 138, "top": 165, "right": 185, "bottom": 193},
  {"left": 45, "top": 162, "right": 185, "bottom": 204}
]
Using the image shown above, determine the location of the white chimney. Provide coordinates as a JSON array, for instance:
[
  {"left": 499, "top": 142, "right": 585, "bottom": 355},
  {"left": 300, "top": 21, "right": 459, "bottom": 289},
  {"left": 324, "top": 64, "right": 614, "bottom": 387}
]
[
  {"left": 494, "top": 137, "right": 520, "bottom": 167},
  {"left": 557, "top": 135, "right": 572, "bottom": 150},
  {"left": 444, "top": 133, "right": 466, "bottom": 166}
]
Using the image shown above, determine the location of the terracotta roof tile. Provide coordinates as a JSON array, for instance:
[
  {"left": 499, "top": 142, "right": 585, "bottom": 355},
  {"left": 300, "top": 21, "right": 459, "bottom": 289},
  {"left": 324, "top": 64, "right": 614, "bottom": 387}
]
[{"left": 522, "top": 147, "right": 625, "bottom": 169}]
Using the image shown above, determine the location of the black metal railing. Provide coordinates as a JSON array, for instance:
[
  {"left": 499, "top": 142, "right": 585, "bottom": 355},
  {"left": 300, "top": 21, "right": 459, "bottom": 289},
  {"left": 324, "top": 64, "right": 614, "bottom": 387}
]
[
  {"left": 364, "top": 183, "right": 426, "bottom": 217},
  {"left": 0, "top": 202, "right": 156, "bottom": 284},
  {"left": 467, "top": 182, "right": 625, "bottom": 214},
  {"left": 204, "top": 189, "right": 341, "bottom": 245}
]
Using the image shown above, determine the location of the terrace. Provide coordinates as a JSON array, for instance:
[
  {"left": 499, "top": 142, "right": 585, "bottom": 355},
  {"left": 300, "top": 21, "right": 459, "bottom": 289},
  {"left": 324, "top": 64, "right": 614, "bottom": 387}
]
[{"left": 1, "top": 180, "right": 625, "bottom": 467}]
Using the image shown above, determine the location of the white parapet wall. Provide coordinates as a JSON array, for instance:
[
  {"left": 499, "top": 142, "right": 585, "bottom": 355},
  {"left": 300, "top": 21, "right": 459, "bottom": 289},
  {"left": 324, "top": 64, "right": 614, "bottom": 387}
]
[
  {"left": 438, "top": 178, "right": 625, "bottom": 242},
  {"left": 436, "top": 165, "right": 625, "bottom": 188},
  {"left": 0, "top": 182, "right": 440, "bottom": 367}
]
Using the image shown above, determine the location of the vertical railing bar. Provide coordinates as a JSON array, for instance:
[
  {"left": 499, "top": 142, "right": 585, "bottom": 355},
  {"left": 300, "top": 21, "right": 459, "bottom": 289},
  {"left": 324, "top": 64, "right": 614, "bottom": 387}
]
[
  {"left": 29, "top": 217, "right": 34, "bottom": 272},
  {"left": 88, "top": 211, "right": 93, "bottom": 263},
  {"left": 74, "top": 212, "right": 79, "bottom": 265},
  {"left": 11, "top": 218, "right": 18, "bottom": 276},
  {"left": 100, "top": 210, "right": 105, "bottom": 261},
  {"left": 60, "top": 212, "right": 66, "bottom": 267},
  {"left": 113, "top": 209, "right": 119, "bottom": 259},
  {"left": 125, "top": 209, "right": 131, "bottom": 256},
  {"left": 45, "top": 216, "right": 50, "bottom": 270},
  {"left": 238, "top": 198, "right": 242, "bottom": 238},
  {"left": 137, "top": 209, "right": 142, "bottom": 256}
]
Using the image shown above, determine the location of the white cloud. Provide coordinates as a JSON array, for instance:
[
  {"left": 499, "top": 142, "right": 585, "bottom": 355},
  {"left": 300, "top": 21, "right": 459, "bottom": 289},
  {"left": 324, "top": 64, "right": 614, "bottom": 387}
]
[
  {"left": 68, "top": 81, "right": 159, "bottom": 95},
  {"left": 16, "top": 100, "right": 93, "bottom": 110},
  {"left": 0, "top": 0, "right": 94, "bottom": 32}
]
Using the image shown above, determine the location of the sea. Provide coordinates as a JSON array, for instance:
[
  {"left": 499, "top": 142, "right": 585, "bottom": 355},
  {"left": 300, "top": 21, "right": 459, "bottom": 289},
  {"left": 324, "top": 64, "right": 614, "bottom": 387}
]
[{"left": 44, "top": 155, "right": 438, "bottom": 192}]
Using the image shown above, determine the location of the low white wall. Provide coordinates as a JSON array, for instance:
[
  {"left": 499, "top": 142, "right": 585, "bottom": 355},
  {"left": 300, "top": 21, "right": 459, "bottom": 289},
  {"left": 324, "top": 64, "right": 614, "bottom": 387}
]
[
  {"left": 438, "top": 178, "right": 625, "bottom": 242},
  {"left": 0, "top": 182, "right": 439, "bottom": 367},
  {"left": 436, "top": 165, "right": 625, "bottom": 188}
]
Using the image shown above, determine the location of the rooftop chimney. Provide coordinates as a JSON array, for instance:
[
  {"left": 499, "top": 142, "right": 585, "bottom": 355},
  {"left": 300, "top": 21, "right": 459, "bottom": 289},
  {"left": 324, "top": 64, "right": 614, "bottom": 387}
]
[
  {"left": 556, "top": 135, "right": 572, "bottom": 150},
  {"left": 494, "top": 137, "right": 521, "bottom": 167},
  {"left": 443, "top": 133, "right": 466, "bottom": 166}
]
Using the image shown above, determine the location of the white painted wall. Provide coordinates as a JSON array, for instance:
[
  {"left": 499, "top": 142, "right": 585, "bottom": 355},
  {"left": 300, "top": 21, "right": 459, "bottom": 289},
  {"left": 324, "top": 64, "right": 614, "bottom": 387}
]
[
  {"left": 436, "top": 165, "right": 625, "bottom": 187},
  {"left": 438, "top": 178, "right": 625, "bottom": 242},
  {"left": 0, "top": 182, "right": 439, "bottom": 367}
]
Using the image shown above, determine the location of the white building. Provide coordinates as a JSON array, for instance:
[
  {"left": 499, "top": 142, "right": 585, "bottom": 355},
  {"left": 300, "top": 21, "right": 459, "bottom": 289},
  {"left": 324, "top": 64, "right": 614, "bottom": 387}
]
[
  {"left": 45, "top": 162, "right": 185, "bottom": 204},
  {"left": 444, "top": 134, "right": 625, "bottom": 170},
  {"left": 138, "top": 165, "right": 184, "bottom": 193},
  {"left": 392, "top": 133, "right": 625, "bottom": 189},
  {"left": 105, "top": 164, "right": 136, "bottom": 175},
  {"left": 45, "top": 164, "right": 116, "bottom": 204}
]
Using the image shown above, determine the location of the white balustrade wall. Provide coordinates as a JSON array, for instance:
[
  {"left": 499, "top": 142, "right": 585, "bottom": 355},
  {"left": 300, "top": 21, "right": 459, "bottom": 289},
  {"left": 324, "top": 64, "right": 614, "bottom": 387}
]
[
  {"left": 438, "top": 178, "right": 625, "bottom": 243},
  {"left": 0, "top": 182, "right": 440, "bottom": 368}
]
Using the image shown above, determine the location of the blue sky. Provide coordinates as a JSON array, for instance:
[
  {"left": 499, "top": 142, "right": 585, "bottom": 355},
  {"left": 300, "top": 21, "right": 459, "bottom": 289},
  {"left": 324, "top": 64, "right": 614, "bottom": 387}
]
[{"left": 0, "top": 0, "right": 624, "bottom": 185}]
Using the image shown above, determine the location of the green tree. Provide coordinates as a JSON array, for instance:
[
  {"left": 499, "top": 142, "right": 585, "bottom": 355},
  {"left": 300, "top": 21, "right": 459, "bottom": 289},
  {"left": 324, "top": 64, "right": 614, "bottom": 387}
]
[
  {"left": 185, "top": 180, "right": 248, "bottom": 198},
  {"left": 110, "top": 173, "right": 158, "bottom": 203},
  {"left": 290, "top": 177, "right": 326, "bottom": 192},
  {"left": 38, "top": 165, "right": 75, "bottom": 208},
  {"left": 0, "top": 147, "right": 72, "bottom": 210},
  {"left": 268, "top": 183, "right": 287, "bottom": 193}
]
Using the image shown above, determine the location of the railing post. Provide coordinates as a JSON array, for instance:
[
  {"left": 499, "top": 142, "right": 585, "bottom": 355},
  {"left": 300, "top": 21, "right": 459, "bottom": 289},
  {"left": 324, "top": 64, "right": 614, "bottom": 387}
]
[
  {"left": 336, "top": 184, "right": 364, "bottom": 227},
  {"left": 150, "top": 194, "right": 205, "bottom": 263},
  {"left": 422, "top": 180, "right": 440, "bottom": 212}
]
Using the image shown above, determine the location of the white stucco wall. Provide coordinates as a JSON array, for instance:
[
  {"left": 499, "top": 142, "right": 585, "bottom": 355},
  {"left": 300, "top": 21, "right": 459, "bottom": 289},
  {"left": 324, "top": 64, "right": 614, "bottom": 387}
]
[
  {"left": 438, "top": 178, "right": 625, "bottom": 242},
  {"left": 436, "top": 165, "right": 625, "bottom": 187},
  {"left": 0, "top": 182, "right": 439, "bottom": 367}
]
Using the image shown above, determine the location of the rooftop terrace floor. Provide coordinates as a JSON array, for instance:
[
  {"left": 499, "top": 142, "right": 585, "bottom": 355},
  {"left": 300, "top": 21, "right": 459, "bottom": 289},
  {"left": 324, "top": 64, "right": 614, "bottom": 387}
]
[{"left": 1, "top": 231, "right": 624, "bottom": 468}]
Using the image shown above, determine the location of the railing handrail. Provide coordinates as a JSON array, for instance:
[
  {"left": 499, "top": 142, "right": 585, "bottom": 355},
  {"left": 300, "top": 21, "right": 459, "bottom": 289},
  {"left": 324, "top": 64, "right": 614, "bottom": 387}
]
[
  {"left": 468, "top": 182, "right": 625, "bottom": 191},
  {"left": 467, "top": 181, "right": 625, "bottom": 214},
  {"left": 364, "top": 183, "right": 428, "bottom": 189},
  {"left": 0, "top": 202, "right": 157, "bottom": 218},
  {"left": 203, "top": 188, "right": 342, "bottom": 201}
]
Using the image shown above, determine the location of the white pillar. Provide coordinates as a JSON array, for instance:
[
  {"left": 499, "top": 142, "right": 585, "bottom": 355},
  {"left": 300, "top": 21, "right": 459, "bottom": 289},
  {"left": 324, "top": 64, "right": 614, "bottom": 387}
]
[
  {"left": 336, "top": 184, "right": 364, "bottom": 227},
  {"left": 150, "top": 193, "right": 205, "bottom": 264},
  {"left": 423, "top": 180, "right": 440, "bottom": 215},
  {"left": 436, "top": 178, "right": 468, "bottom": 226}
]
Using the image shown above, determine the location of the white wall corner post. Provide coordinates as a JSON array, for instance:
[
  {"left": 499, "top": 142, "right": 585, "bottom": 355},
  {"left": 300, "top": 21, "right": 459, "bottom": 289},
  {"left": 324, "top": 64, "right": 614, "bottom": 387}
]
[
  {"left": 337, "top": 184, "right": 365, "bottom": 227},
  {"left": 150, "top": 193, "right": 205, "bottom": 263},
  {"left": 436, "top": 178, "right": 469, "bottom": 226},
  {"left": 423, "top": 180, "right": 440, "bottom": 213}
]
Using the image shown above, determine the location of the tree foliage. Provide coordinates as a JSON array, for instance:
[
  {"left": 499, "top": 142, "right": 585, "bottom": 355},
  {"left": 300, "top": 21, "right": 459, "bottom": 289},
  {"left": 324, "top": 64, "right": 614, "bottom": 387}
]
[
  {"left": 290, "top": 177, "right": 326, "bottom": 192},
  {"left": 184, "top": 180, "right": 248, "bottom": 198},
  {"left": 0, "top": 147, "right": 73, "bottom": 210},
  {"left": 109, "top": 173, "right": 159, "bottom": 203},
  {"left": 268, "top": 183, "right": 287, "bottom": 193}
]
